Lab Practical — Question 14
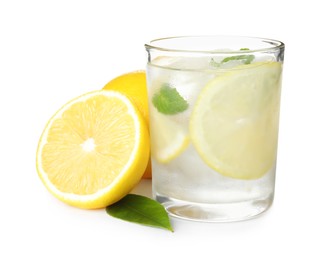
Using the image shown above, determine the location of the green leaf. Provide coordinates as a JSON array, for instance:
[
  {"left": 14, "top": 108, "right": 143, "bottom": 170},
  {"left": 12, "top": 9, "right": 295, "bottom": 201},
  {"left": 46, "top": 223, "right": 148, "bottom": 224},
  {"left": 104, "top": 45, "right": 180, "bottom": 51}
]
[
  {"left": 221, "top": 54, "right": 255, "bottom": 64},
  {"left": 152, "top": 84, "right": 188, "bottom": 115},
  {"left": 106, "top": 194, "right": 173, "bottom": 232},
  {"left": 209, "top": 48, "right": 255, "bottom": 67}
]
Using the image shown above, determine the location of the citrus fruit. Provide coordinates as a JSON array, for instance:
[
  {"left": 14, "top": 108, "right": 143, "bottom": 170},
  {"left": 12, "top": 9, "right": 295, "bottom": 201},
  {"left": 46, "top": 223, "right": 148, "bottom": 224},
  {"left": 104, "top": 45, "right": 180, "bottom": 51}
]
[
  {"left": 103, "top": 71, "right": 152, "bottom": 178},
  {"left": 150, "top": 109, "right": 189, "bottom": 163},
  {"left": 36, "top": 90, "right": 150, "bottom": 209},
  {"left": 103, "top": 71, "right": 149, "bottom": 125},
  {"left": 190, "top": 62, "right": 282, "bottom": 180}
]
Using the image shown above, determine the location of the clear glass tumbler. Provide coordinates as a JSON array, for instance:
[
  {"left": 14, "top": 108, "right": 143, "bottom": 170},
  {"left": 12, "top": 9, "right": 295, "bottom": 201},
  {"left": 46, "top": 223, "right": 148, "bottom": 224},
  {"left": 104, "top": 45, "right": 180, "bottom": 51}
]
[{"left": 145, "top": 36, "right": 285, "bottom": 222}]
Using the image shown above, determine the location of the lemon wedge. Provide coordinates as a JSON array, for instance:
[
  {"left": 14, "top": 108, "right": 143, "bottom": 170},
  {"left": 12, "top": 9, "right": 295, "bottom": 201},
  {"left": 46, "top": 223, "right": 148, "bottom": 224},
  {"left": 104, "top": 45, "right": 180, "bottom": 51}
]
[{"left": 150, "top": 110, "right": 189, "bottom": 163}]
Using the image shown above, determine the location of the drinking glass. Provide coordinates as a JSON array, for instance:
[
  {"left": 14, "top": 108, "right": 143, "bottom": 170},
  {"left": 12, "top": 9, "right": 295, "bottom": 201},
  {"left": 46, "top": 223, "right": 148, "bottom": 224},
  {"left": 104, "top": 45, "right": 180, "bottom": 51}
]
[{"left": 145, "top": 36, "right": 285, "bottom": 222}]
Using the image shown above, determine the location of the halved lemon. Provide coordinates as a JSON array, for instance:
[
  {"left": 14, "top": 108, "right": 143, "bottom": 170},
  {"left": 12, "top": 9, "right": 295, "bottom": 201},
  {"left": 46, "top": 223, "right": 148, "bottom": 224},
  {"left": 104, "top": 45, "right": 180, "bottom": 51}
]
[
  {"left": 150, "top": 110, "right": 189, "bottom": 163},
  {"left": 190, "top": 62, "right": 282, "bottom": 180},
  {"left": 36, "top": 90, "right": 150, "bottom": 209}
]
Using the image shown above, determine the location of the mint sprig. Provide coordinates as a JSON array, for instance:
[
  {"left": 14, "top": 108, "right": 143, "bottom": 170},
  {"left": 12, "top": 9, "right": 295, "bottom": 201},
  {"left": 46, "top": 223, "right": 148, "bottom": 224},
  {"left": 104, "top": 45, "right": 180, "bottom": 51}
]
[
  {"left": 106, "top": 194, "right": 173, "bottom": 232},
  {"left": 152, "top": 84, "right": 188, "bottom": 115}
]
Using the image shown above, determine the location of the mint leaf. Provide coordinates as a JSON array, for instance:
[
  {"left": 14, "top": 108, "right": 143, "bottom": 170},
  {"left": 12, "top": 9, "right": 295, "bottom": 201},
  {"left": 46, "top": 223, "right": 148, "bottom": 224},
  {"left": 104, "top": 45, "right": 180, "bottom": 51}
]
[
  {"left": 221, "top": 54, "right": 255, "bottom": 64},
  {"left": 106, "top": 194, "right": 173, "bottom": 232},
  {"left": 210, "top": 48, "right": 255, "bottom": 67},
  {"left": 152, "top": 84, "right": 188, "bottom": 115}
]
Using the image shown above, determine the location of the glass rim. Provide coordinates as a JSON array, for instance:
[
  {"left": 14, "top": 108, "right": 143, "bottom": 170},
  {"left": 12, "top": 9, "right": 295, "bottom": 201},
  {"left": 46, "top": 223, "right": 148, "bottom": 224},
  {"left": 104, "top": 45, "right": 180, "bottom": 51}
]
[{"left": 145, "top": 35, "right": 285, "bottom": 54}]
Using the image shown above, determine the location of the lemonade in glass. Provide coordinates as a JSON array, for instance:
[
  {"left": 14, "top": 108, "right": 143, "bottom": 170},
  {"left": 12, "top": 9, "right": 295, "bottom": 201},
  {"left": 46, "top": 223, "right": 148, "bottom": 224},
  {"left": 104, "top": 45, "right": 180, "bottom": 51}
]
[{"left": 145, "top": 36, "right": 285, "bottom": 222}]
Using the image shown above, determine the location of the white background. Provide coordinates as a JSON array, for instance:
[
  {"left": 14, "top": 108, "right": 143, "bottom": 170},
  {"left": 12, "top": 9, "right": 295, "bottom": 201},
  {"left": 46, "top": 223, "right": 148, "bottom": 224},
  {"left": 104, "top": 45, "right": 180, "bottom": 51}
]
[{"left": 1, "top": 0, "right": 313, "bottom": 259}]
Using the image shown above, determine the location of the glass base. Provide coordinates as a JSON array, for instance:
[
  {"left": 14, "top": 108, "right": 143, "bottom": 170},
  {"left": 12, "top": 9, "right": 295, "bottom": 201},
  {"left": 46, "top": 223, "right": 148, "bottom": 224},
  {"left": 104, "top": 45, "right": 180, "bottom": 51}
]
[{"left": 156, "top": 193, "right": 274, "bottom": 222}]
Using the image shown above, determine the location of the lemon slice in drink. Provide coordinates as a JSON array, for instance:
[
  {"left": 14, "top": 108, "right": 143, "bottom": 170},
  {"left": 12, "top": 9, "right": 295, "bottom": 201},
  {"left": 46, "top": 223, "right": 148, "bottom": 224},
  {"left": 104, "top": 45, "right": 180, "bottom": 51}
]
[
  {"left": 190, "top": 62, "right": 282, "bottom": 180},
  {"left": 150, "top": 110, "right": 189, "bottom": 163},
  {"left": 36, "top": 90, "right": 150, "bottom": 209}
]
